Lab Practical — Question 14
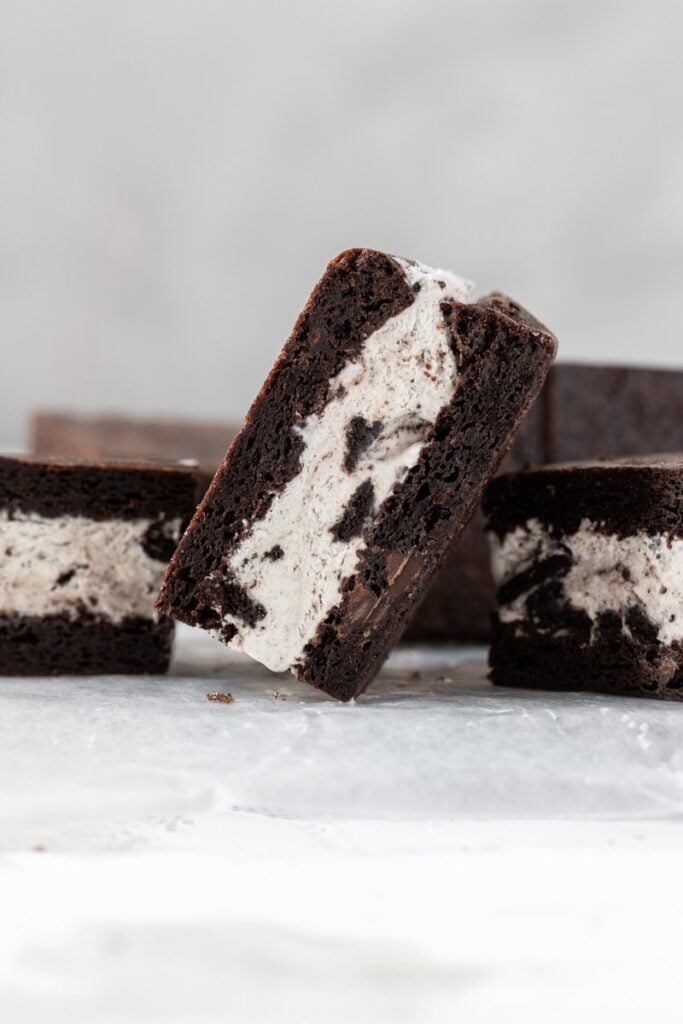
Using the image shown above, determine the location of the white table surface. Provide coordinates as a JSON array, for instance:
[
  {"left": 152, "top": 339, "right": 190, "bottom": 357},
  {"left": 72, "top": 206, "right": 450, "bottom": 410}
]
[{"left": 2, "top": 627, "right": 682, "bottom": 1023}]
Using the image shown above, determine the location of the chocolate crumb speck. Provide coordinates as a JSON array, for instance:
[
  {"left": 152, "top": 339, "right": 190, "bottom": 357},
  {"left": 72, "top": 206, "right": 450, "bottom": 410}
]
[
  {"left": 54, "top": 568, "right": 76, "bottom": 588},
  {"left": 207, "top": 692, "right": 234, "bottom": 704}
]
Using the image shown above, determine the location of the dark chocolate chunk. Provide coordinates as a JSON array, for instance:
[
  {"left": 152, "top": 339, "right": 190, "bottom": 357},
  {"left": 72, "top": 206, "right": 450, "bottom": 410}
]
[
  {"left": 330, "top": 480, "right": 375, "bottom": 542},
  {"left": 495, "top": 550, "right": 573, "bottom": 606},
  {"left": 344, "top": 417, "right": 383, "bottom": 473}
]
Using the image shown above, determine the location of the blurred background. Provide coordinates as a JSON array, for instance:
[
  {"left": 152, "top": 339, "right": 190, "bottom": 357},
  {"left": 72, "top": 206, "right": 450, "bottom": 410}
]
[{"left": 1, "top": 0, "right": 682, "bottom": 449}]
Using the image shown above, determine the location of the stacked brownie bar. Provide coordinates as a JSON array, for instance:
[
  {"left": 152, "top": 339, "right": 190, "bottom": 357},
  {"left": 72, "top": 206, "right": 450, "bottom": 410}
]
[
  {"left": 0, "top": 455, "right": 198, "bottom": 674},
  {"left": 405, "top": 363, "right": 683, "bottom": 643},
  {"left": 157, "top": 248, "right": 557, "bottom": 699},
  {"left": 485, "top": 457, "right": 683, "bottom": 701}
]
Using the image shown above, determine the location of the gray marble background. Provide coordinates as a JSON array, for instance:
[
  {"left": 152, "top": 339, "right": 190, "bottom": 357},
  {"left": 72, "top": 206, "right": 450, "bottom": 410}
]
[{"left": 1, "top": 0, "right": 682, "bottom": 447}]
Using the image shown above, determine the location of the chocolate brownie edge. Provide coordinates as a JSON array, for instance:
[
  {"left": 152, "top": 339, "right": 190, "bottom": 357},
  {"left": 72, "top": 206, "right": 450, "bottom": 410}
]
[
  {"left": 0, "top": 455, "right": 200, "bottom": 522},
  {"left": 484, "top": 459, "right": 683, "bottom": 541},
  {"left": 490, "top": 621, "right": 683, "bottom": 701},
  {"left": 0, "top": 613, "right": 174, "bottom": 675}
]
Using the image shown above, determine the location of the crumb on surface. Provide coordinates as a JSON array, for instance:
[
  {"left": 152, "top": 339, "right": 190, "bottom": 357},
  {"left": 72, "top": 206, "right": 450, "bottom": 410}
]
[{"left": 207, "top": 692, "right": 234, "bottom": 704}]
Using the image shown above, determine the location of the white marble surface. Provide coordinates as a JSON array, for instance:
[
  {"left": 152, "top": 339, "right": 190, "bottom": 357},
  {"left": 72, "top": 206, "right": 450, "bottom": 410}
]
[{"left": 2, "top": 628, "right": 683, "bottom": 1021}]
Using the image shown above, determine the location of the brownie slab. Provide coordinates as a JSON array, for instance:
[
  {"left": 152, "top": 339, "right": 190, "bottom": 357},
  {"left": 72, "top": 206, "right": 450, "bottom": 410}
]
[
  {"left": 547, "top": 365, "right": 683, "bottom": 463},
  {"left": 408, "top": 361, "right": 683, "bottom": 643},
  {"left": 0, "top": 455, "right": 198, "bottom": 675},
  {"left": 158, "top": 248, "right": 556, "bottom": 699},
  {"left": 485, "top": 456, "right": 683, "bottom": 700},
  {"left": 31, "top": 413, "right": 239, "bottom": 494}
]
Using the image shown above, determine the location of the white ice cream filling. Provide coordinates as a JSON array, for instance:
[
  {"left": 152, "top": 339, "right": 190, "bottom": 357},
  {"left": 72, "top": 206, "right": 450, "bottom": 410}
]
[
  {"left": 0, "top": 511, "right": 183, "bottom": 623},
  {"left": 490, "top": 517, "right": 683, "bottom": 645},
  {"left": 211, "top": 257, "right": 475, "bottom": 672}
]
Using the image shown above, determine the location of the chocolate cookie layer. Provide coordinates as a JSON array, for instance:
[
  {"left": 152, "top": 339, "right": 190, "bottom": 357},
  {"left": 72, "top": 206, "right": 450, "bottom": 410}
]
[
  {"left": 0, "top": 613, "right": 174, "bottom": 675},
  {"left": 158, "top": 249, "right": 556, "bottom": 699}
]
